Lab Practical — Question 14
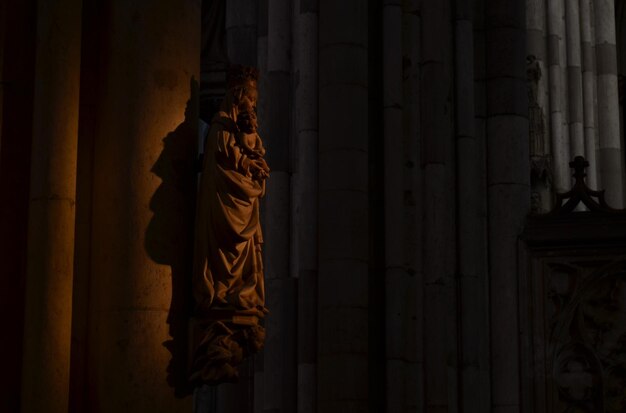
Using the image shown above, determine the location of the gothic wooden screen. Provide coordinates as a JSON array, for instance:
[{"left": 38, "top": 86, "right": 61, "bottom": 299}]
[{"left": 521, "top": 158, "right": 626, "bottom": 413}]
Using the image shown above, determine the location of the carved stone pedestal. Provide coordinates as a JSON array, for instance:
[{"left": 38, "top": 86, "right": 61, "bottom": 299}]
[{"left": 189, "top": 310, "right": 265, "bottom": 385}]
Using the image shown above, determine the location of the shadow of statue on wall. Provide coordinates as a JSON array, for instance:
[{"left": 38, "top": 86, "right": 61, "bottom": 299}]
[{"left": 145, "top": 77, "right": 199, "bottom": 398}]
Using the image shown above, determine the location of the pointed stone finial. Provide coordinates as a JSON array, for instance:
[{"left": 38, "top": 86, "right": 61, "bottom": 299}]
[
  {"left": 569, "top": 156, "right": 588, "bottom": 184},
  {"left": 547, "top": 156, "right": 619, "bottom": 214}
]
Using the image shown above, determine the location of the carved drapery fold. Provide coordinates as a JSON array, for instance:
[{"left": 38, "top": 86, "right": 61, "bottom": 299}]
[{"left": 191, "top": 66, "right": 269, "bottom": 386}]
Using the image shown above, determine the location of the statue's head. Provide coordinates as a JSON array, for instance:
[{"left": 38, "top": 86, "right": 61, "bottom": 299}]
[{"left": 225, "top": 65, "right": 259, "bottom": 111}]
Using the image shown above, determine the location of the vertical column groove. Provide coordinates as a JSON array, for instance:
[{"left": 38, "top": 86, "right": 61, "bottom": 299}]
[
  {"left": 263, "top": 0, "right": 297, "bottom": 411},
  {"left": 292, "top": 0, "right": 319, "bottom": 412},
  {"left": 401, "top": 0, "right": 423, "bottom": 410},
  {"left": 383, "top": 0, "right": 407, "bottom": 412},
  {"left": 421, "top": 0, "right": 458, "bottom": 411},
  {"left": 486, "top": 0, "right": 529, "bottom": 412},
  {"left": 565, "top": 0, "right": 585, "bottom": 158},
  {"left": 547, "top": 0, "right": 571, "bottom": 193},
  {"left": 319, "top": 1, "right": 370, "bottom": 411},
  {"left": 594, "top": 0, "right": 624, "bottom": 207},
  {"left": 581, "top": 0, "right": 599, "bottom": 188},
  {"left": 20, "top": 1, "right": 82, "bottom": 411}
]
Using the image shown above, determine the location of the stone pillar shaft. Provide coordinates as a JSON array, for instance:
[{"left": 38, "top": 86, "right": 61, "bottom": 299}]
[
  {"left": 594, "top": 0, "right": 624, "bottom": 207},
  {"left": 486, "top": 0, "right": 529, "bottom": 411},
  {"left": 20, "top": 1, "right": 82, "bottom": 411},
  {"left": 456, "top": 0, "right": 491, "bottom": 411},
  {"left": 566, "top": 0, "right": 585, "bottom": 157},
  {"left": 319, "top": 1, "right": 369, "bottom": 411},
  {"left": 421, "top": 0, "right": 458, "bottom": 411},
  {"left": 402, "top": 1, "right": 423, "bottom": 411},
  {"left": 383, "top": 0, "right": 407, "bottom": 412},
  {"left": 292, "top": 0, "right": 318, "bottom": 412},
  {"left": 263, "top": 0, "right": 297, "bottom": 411},
  {"left": 473, "top": 0, "right": 494, "bottom": 408},
  {"left": 87, "top": 2, "right": 199, "bottom": 411},
  {"left": 226, "top": 0, "right": 258, "bottom": 66},
  {"left": 0, "top": 0, "right": 4, "bottom": 155},
  {"left": 547, "top": 0, "right": 571, "bottom": 193},
  {"left": 581, "top": 0, "right": 599, "bottom": 188}
]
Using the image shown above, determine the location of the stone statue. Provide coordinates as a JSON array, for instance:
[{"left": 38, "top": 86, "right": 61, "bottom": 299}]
[
  {"left": 190, "top": 65, "right": 270, "bottom": 384},
  {"left": 527, "top": 54, "right": 552, "bottom": 213}
]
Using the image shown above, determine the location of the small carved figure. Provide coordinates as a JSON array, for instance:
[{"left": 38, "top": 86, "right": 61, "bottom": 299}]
[
  {"left": 235, "top": 99, "right": 268, "bottom": 181},
  {"left": 190, "top": 65, "right": 269, "bottom": 384},
  {"left": 527, "top": 55, "right": 546, "bottom": 158},
  {"left": 527, "top": 54, "right": 552, "bottom": 212}
]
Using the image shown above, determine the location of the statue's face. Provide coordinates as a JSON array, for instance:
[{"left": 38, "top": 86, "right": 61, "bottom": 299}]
[{"left": 242, "top": 84, "right": 258, "bottom": 109}]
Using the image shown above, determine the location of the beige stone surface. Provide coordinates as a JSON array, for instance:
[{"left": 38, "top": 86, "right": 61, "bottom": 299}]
[
  {"left": 20, "top": 0, "right": 82, "bottom": 411},
  {"left": 86, "top": 1, "right": 199, "bottom": 411}
]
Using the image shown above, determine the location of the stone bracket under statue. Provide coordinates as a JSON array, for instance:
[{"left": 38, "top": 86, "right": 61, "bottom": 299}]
[{"left": 188, "top": 308, "right": 265, "bottom": 384}]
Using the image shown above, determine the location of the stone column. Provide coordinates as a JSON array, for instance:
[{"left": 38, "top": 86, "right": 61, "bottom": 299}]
[
  {"left": 69, "top": 2, "right": 100, "bottom": 409},
  {"left": 566, "top": 0, "right": 585, "bottom": 158},
  {"left": 559, "top": 0, "right": 571, "bottom": 177},
  {"left": 263, "top": 0, "right": 297, "bottom": 411},
  {"left": 581, "top": 0, "right": 599, "bottom": 188},
  {"left": 486, "top": 1, "right": 529, "bottom": 412},
  {"left": 594, "top": 0, "right": 624, "bottom": 207},
  {"left": 0, "top": 2, "right": 37, "bottom": 411},
  {"left": 592, "top": 5, "right": 602, "bottom": 188},
  {"left": 226, "top": 0, "right": 257, "bottom": 66},
  {"left": 383, "top": 0, "right": 406, "bottom": 412},
  {"left": 421, "top": 0, "right": 458, "bottom": 411},
  {"left": 292, "top": 0, "right": 318, "bottom": 412},
  {"left": 254, "top": 3, "right": 268, "bottom": 412},
  {"left": 20, "top": 1, "right": 82, "bottom": 412},
  {"left": 456, "top": 0, "right": 490, "bottom": 411},
  {"left": 547, "top": 0, "right": 571, "bottom": 193},
  {"left": 319, "top": 1, "right": 369, "bottom": 411},
  {"left": 402, "top": 1, "right": 423, "bottom": 409},
  {"left": 0, "top": 0, "right": 4, "bottom": 155},
  {"left": 86, "top": 1, "right": 199, "bottom": 411},
  {"left": 473, "top": 0, "right": 494, "bottom": 408}
]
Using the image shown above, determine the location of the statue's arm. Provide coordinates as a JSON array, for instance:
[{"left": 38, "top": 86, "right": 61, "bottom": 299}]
[{"left": 215, "top": 129, "right": 252, "bottom": 175}]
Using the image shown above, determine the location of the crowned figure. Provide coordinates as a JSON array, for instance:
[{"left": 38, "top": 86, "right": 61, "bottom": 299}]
[{"left": 190, "top": 65, "right": 269, "bottom": 384}]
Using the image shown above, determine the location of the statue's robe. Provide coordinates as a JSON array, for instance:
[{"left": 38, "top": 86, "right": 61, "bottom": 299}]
[{"left": 193, "top": 110, "right": 266, "bottom": 315}]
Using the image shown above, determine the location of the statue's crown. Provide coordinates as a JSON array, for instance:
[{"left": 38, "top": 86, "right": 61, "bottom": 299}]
[{"left": 227, "top": 64, "right": 259, "bottom": 88}]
